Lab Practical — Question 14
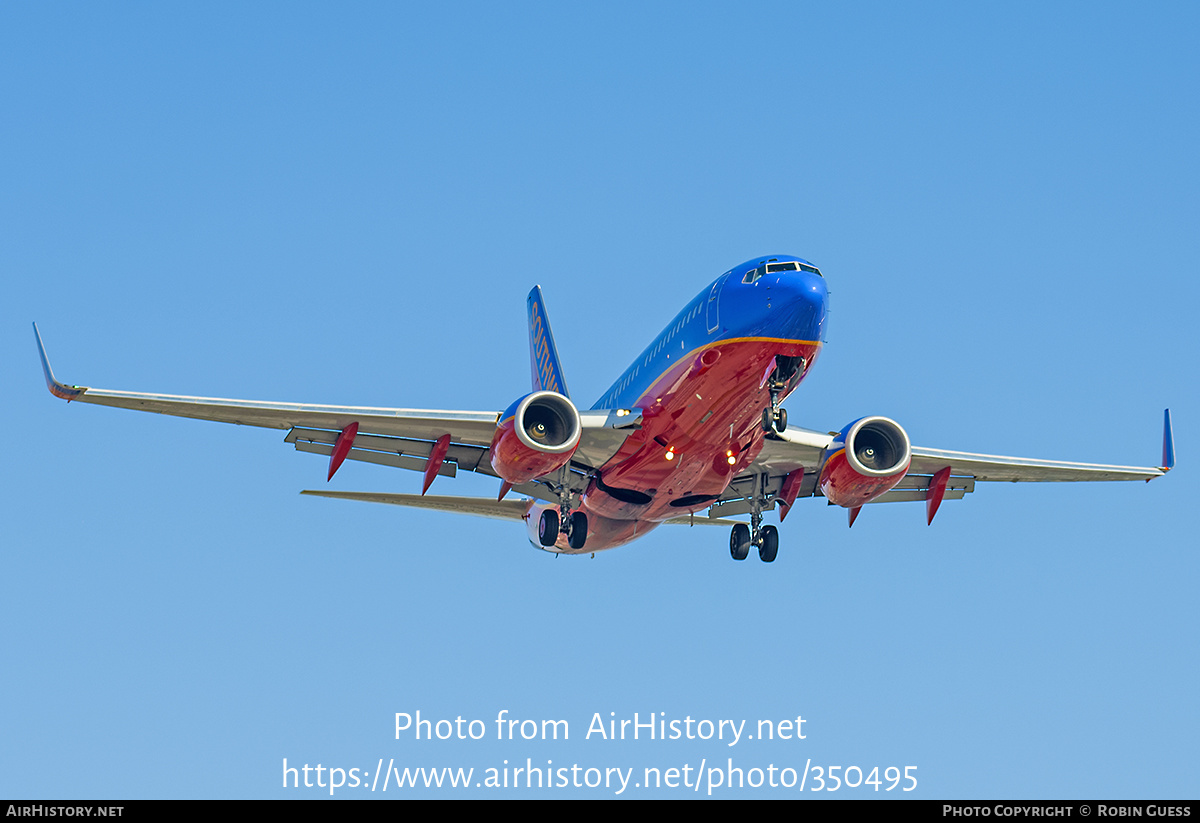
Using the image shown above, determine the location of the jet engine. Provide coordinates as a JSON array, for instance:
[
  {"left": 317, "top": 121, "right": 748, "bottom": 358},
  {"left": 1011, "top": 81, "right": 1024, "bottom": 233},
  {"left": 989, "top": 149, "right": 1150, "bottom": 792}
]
[
  {"left": 818, "top": 416, "right": 911, "bottom": 508},
  {"left": 489, "top": 391, "right": 582, "bottom": 484}
]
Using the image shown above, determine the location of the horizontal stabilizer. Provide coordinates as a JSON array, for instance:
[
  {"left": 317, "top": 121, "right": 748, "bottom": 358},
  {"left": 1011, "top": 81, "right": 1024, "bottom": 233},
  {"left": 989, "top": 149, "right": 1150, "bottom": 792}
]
[
  {"left": 663, "top": 514, "right": 742, "bottom": 527},
  {"left": 300, "top": 490, "right": 532, "bottom": 521}
]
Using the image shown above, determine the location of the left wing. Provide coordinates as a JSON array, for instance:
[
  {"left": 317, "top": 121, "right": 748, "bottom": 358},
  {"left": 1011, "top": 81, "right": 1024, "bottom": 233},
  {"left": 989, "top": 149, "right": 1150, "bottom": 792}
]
[{"left": 34, "top": 324, "right": 638, "bottom": 498}]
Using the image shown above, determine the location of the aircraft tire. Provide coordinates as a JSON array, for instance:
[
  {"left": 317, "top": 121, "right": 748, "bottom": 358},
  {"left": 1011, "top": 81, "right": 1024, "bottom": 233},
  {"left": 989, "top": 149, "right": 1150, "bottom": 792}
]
[
  {"left": 568, "top": 511, "right": 588, "bottom": 550},
  {"left": 538, "top": 509, "right": 559, "bottom": 546},
  {"left": 730, "top": 523, "right": 751, "bottom": 561},
  {"left": 776, "top": 408, "right": 788, "bottom": 432},
  {"left": 762, "top": 409, "right": 773, "bottom": 432},
  {"left": 759, "top": 525, "right": 779, "bottom": 563}
]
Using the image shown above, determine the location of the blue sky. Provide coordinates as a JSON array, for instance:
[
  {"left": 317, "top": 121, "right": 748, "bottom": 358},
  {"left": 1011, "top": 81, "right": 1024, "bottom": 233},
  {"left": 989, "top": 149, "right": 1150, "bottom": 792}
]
[{"left": 3, "top": 3, "right": 1197, "bottom": 799}]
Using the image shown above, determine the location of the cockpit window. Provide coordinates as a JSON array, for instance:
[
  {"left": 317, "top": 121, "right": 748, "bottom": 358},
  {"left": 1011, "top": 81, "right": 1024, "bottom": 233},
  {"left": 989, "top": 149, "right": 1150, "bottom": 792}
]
[{"left": 743, "top": 260, "right": 822, "bottom": 282}]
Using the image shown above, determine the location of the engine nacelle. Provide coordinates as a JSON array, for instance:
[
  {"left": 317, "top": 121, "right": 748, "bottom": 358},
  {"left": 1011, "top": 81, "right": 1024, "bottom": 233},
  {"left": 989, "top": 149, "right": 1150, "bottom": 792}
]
[
  {"left": 818, "top": 416, "right": 912, "bottom": 508},
  {"left": 489, "top": 391, "right": 582, "bottom": 484}
]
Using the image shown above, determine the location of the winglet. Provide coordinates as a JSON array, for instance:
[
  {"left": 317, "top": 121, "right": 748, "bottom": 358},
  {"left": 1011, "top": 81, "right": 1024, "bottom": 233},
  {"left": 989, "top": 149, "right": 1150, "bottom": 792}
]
[
  {"left": 32, "top": 323, "right": 86, "bottom": 401},
  {"left": 1161, "top": 408, "right": 1175, "bottom": 472},
  {"left": 527, "top": 286, "right": 571, "bottom": 398}
]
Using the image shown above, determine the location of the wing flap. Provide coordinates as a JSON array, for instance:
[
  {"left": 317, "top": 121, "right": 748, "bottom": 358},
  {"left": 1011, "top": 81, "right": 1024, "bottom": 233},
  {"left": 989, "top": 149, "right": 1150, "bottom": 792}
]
[
  {"left": 291, "top": 438, "right": 459, "bottom": 478},
  {"left": 285, "top": 426, "right": 499, "bottom": 475},
  {"left": 866, "top": 488, "right": 969, "bottom": 504},
  {"left": 891, "top": 473, "right": 976, "bottom": 493}
]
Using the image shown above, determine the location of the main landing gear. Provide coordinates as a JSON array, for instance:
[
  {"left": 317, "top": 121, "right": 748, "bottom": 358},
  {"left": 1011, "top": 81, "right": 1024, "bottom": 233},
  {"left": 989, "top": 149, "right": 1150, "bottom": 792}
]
[
  {"left": 728, "top": 473, "right": 779, "bottom": 563},
  {"left": 538, "top": 509, "right": 588, "bottom": 550},
  {"left": 538, "top": 466, "right": 588, "bottom": 550},
  {"left": 730, "top": 521, "right": 779, "bottom": 563}
]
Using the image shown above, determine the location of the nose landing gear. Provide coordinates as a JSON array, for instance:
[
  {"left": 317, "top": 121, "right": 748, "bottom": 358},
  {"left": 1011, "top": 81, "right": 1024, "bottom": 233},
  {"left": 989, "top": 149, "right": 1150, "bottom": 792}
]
[
  {"left": 760, "top": 355, "right": 805, "bottom": 433},
  {"left": 762, "top": 404, "right": 788, "bottom": 433}
]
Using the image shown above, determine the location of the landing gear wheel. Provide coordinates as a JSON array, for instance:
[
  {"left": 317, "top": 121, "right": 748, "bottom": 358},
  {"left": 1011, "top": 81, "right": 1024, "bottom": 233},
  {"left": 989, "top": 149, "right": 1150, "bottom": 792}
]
[
  {"left": 730, "top": 523, "right": 751, "bottom": 561},
  {"left": 762, "top": 407, "right": 788, "bottom": 433},
  {"left": 567, "top": 511, "right": 588, "bottom": 550},
  {"left": 538, "top": 509, "right": 559, "bottom": 547},
  {"left": 758, "top": 525, "right": 779, "bottom": 563}
]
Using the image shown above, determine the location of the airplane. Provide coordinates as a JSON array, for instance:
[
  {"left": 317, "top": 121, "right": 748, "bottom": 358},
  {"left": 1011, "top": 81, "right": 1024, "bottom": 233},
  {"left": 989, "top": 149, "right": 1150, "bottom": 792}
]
[{"left": 33, "top": 254, "right": 1175, "bottom": 562}]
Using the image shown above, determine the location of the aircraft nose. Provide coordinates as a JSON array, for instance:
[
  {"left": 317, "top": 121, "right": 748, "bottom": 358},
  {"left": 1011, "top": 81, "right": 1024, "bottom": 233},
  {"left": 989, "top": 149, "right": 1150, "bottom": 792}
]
[{"left": 774, "top": 270, "right": 828, "bottom": 339}]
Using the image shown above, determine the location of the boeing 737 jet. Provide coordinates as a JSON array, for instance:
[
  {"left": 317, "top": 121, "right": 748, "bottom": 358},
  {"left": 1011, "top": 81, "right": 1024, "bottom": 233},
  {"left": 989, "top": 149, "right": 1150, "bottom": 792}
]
[{"left": 34, "top": 255, "right": 1174, "bottom": 562}]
